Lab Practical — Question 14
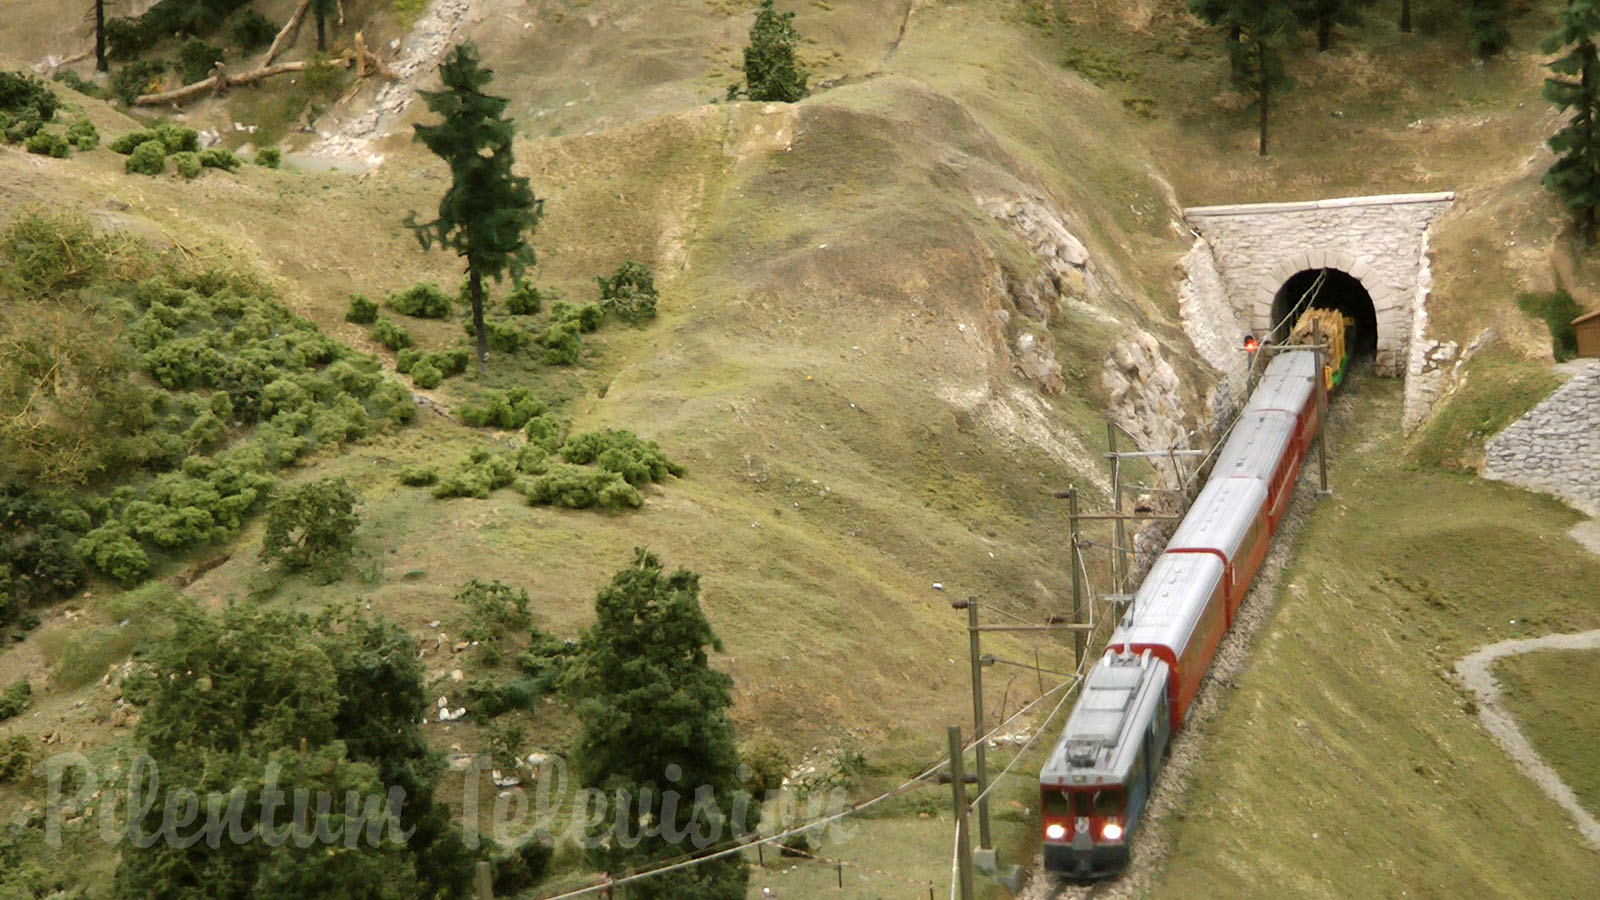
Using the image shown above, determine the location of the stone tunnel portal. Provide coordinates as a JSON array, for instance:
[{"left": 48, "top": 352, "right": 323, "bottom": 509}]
[{"left": 1270, "top": 268, "right": 1378, "bottom": 361}]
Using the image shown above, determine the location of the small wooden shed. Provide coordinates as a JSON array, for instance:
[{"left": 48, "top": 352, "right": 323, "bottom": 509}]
[{"left": 1576, "top": 308, "right": 1600, "bottom": 358}]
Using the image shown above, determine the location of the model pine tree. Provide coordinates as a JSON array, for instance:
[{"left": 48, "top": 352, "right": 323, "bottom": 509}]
[
  {"left": 740, "top": 0, "right": 808, "bottom": 102},
  {"left": 1297, "top": 0, "right": 1372, "bottom": 52},
  {"left": 1466, "top": 0, "right": 1511, "bottom": 59},
  {"left": 406, "top": 43, "right": 543, "bottom": 373},
  {"left": 1544, "top": 0, "right": 1600, "bottom": 243},
  {"left": 313, "top": 0, "right": 338, "bottom": 51},
  {"left": 1190, "top": 0, "right": 1300, "bottom": 156},
  {"left": 564, "top": 550, "right": 751, "bottom": 900}
]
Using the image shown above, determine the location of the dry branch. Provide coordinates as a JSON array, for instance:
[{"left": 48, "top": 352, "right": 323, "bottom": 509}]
[
  {"left": 264, "top": 0, "right": 312, "bottom": 66},
  {"left": 134, "top": 60, "right": 345, "bottom": 106}
]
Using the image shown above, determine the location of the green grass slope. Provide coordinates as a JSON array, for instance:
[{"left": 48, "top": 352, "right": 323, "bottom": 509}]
[{"left": 1497, "top": 648, "right": 1600, "bottom": 821}]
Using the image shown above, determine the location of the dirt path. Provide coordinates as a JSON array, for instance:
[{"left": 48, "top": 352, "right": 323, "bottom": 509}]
[
  {"left": 300, "top": 0, "right": 475, "bottom": 168},
  {"left": 1454, "top": 630, "right": 1600, "bottom": 852}
]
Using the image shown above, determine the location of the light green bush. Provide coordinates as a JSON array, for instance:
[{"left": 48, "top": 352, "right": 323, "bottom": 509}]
[
  {"left": 171, "top": 150, "right": 202, "bottom": 179},
  {"left": 388, "top": 282, "right": 451, "bottom": 318},
  {"left": 345, "top": 293, "right": 379, "bottom": 324},
  {"left": 125, "top": 139, "right": 166, "bottom": 175}
]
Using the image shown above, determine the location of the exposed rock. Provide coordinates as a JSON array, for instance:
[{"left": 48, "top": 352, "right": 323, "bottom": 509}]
[{"left": 1482, "top": 362, "right": 1600, "bottom": 514}]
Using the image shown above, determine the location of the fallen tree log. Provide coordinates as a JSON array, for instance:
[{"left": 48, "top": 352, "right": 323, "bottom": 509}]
[
  {"left": 134, "top": 59, "right": 347, "bottom": 106},
  {"left": 263, "top": 0, "right": 312, "bottom": 66}
]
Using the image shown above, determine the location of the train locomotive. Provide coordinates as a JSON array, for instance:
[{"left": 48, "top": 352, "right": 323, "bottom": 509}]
[{"left": 1039, "top": 310, "right": 1346, "bottom": 880}]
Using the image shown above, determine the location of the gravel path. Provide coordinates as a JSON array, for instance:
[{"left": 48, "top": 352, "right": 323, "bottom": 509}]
[
  {"left": 1454, "top": 630, "right": 1600, "bottom": 852},
  {"left": 1017, "top": 402, "right": 1347, "bottom": 900},
  {"left": 301, "top": 0, "right": 475, "bottom": 167}
]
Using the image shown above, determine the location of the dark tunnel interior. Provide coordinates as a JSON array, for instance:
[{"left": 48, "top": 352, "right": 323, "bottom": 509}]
[{"left": 1270, "top": 268, "right": 1378, "bottom": 360}]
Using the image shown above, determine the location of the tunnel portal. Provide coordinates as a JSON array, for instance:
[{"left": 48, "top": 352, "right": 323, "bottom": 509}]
[{"left": 1270, "top": 268, "right": 1378, "bottom": 361}]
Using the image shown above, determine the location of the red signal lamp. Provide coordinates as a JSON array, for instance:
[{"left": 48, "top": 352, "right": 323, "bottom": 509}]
[{"left": 1243, "top": 335, "right": 1260, "bottom": 353}]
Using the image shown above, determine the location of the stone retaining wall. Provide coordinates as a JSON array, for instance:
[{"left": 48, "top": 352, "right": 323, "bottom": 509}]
[{"left": 1482, "top": 363, "right": 1600, "bottom": 515}]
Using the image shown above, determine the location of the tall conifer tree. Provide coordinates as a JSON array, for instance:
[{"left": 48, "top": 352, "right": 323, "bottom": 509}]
[
  {"left": 1191, "top": 0, "right": 1301, "bottom": 155},
  {"left": 406, "top": 43, "right": 542, "bottom": 373},
  {"left": 1544, "top": 0, "right": 1600, "bottom": 242},
  {"left": 1466, "top": 0, "right": 1511, "bottom": 59}
]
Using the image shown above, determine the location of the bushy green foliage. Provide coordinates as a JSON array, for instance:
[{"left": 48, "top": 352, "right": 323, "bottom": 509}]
[
  {"left": 116, "top": 603, "right": 474, "bottom": 900},
  {"left": 505, "top": 279, "right": 544, "bottom": 315},
  {"left": 3, "top": 114, "right": 41, "bottom": 144},
  {"left": 1466, "top": 0, "right": 1510, "bottom": 60},
  {"left": 479, "top": 318, "right": 528, "bottom": 352},
  {"left": 517, "top": 627, "right": 575, "bottom": 692},
  {"left": 0, "top": 680, "right": 31, "bottom": 721},
  {"left": 459, "top": 387, "right": 545, "bottom": 429},
  {"left": 595, "top": 260, "right": 659, "bottom": 323},
  {"left": 373, "top": 316, "right": 413, "bottom": 350},
  {"left": 109, "top": 59, "right": 168, "bottom": 106},
  {"left": 565, "top": 550, "right": 750, "bottom": 898},
  {"left": 198, "top": 147, "right": 240, "bottom": 170},
  {"left": 540, "top": 320, "right": 580, "bottom": 365},
  {"left": 736, "top": 0, "right": 809, "bottom": 103},
  {"left": 398, "top": 465, "right": 438, "bottom": 486},
  {"left": 522, "top": 464, "right": 641, "bottom": 510},
  {"left": 511, "top": 442, "right": 550, "bottom": 475},
  {"left": 486, "top": 839, "right": 554, "bottom": 895},
  {"left": 0, "top": 733, "right": 34, "bottom": 783},
  {"left": 464, "top": 675, "right": 541, "bottom": 718},
  {"left": 125, "top": 139, "right": 167, "bottom": 175},
  {"left": 175, "top": 37, "right": 225, "bottom": 84},
  {"left": 23, "top": 130, "right": 69, "bottom": 158},
  {"left": 561, "top": 429, "right": 684, "bottom": 485},
  {"left": 0, "top": 70, "right": 61, "bottom": 122},
  {"left": 229, "top": 8, "right": 278, "bottom": 50},
  {"left": 389, "top": 282, "right": 452, "bottom": 318},
  {"left": 411, "top": 359, "right": 443, "bottom": 388},
  {"left": 104, "top": 17, "right": 158, "bottom": 61},
  {"left": 53, "top": 69, "right": 108, "bottom": 100},
  {"left": 457, "top": 578, "right": 531, "bottom": 644},
  {"left": 0, "top": 488, "right": 90, "bottom": 614},
  {"left": 426, "top": 347, "right": 470, "bottom": 377},
  {"left": 65, "top": 117, "right": 99, "bottom": 149},
  {"left": 432, "top": 447, "right": 517, "bottom": 499},
  {"left": 256, "top": 146, "right": 281, "bottom": 168},
  {"left": 346, "top": 293, "right": 379, "bottom": 323},
  {"left": 1517, "top": 290, "right": 1582, "bottom": 361},
  {"left": 522, "top": 414, "right": 566, "bottom": 453},
  {"left": 171, "top": 150, "right": 202, "bottom": 178},
  {"left": 260, "top": 476, "right": 358, "bottom": 578},
  {"left": 76, "top": 521, "right": 151, "bottom": 586},
  {"left": 550, "top": 300, "right": 604, "bottom": 333},
  {"left": 1542, "top": 4, "right": 1600, "bottom": 242},
  {"left": 395, "top": 349, "right": 422, "bottom": 374}
]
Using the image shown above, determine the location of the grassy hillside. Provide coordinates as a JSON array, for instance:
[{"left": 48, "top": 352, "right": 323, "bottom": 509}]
[
  {"left": 2, "top": 0, "right": 1599, "bottom": 897},
  {"left": 1497, "top": 648, "right": 1600, "bottom": 820}
]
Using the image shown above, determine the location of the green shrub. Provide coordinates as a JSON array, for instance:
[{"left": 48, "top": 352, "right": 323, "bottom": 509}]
[
  {"left": 540, "top": 321, "right": 580, "bottom": 365},
  {"left": 464, "top": 676, "right": 540, "bottom": 719},
  {"left": 77, "top": 521, "right": 151, "bottom": 587},
  {"left": 53, "top": 69, "right": 108, "bottom": 100},
  {"left": 505, "top": 280, "right": 545, "bottom": 315},
  {"left": 739, "top": 0, "right": 809, "bottom": 103},
  {"left": 488, "top": 838, "right": 554, "bottom": 894},
  {"left": 523, "top": 464, "right": 641, "bottom": 510},
  {"left": 110, "top": 129, "right": 154, "bottom": 154},
  {"left": 1517, "top": 290, "right": 1582, "bottom": 362},
  {"left": 595, "top": 260, "right": 659, "bottom": 323},
  {"left": 459, "top": 387, "right": 545, "bottom": 430},
  {"left": 126, "top": 139, "right": 167, "bottom": 175},
  {"left": 394, "top": 348, "right": 422, "bottom": 374},
  {"left": 172, "top": 151, "right": 202, "bottom": 179},
  {"left": 66, "top": 118, "right": 99, "bottom": 149},
  {"left": 0, "top": 733, "right": 34, "bottom": 783},
  {"left": 255, "top": 147, "right": 281, "bottom": 168},
  {"left": 105, "top": 17, "right": 159, "bottom": 61},
  {"left": 372, "top": 317, "right": 413, "bottom": 351},
  {"left": 425, "top": 347, "right": 470, "bottom": 377},
  {"left": 388, "top": 282, "right": 452, "bottom": 318},
  {"left": 512, "top": 443, "right": 549, "bottom": 475},
  {"left": 260, "top": 476, "right": 359, "bottom": 578},
  {"left": 560, "top": 429, "right": 684, "bottom": 485},
  {"left": 410, "top": 359, "right": 443, "bottom": 389},
  {"left": 346, "top": 293, "right": 379, "bottom": 324},
  {"left": 198, "top": 147, "right": 240, "bottom": 171},
  {"left": 110, "top": 59, "right": 167, "bottom": 106},
  {"left": 522, "top": 414, "right": 565, "bottom": 453},
  {"left": 399, "top": 466, "right": 438, "bottom": 486},
  {"left": 3, "top": 114, "right": 41, "bottom": 144},
  {"left": 24, "top": 130, "right": 69, "bottom": 158},
  {"left": 432, "top": 448, "right": 517, "bottom": 499},
  {"left": 0, "top": 679, "right": 32, "bottom": 721},
  {"left": 229, "top": 8, "right": 278, "bottom": 50},
  {"left": 485, "top": 319, "right": 527, "bottom": 352},
  {"left": 152, "top": 123, "right": 200, "bottom": 154},
  {"left": 550, "top": 300, "right": 603, "bottom": 334},
  {"left": 457, "top": 578, "right": 531, "bottom": 643},
  {"left": 175, "top": 37, "right": 225, "bottom": 85},
  {"left": 0, "top": 70, "right": 61, "bottom": 121}
]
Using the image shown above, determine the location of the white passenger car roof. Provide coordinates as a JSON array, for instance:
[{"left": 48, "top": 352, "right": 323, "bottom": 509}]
[
  {"left": 1210, "top": 408, "right": 1296, "bottom": 484},
  {"left": 1245, "top": 350, "right": 1316, "bottom": 414},
  {"left": 1113, "top": 552, "right": 1225, "bottom": 654},
  {"left": 1168, "top": 476, "right": 1267, "bottom": 560}
]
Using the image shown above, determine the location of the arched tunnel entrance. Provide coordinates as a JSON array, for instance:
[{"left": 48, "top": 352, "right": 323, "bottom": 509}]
[{"left": 1270, "top": 268, "right": 1379, "bottom": 361}]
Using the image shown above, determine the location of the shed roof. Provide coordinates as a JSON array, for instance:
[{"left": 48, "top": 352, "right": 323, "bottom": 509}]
[{"left": 1573, "top": 308, "right": 1600, "bottom": 326}]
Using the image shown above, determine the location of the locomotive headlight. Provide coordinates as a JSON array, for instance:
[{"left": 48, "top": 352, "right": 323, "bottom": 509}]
[
  {"left": 1101, "top": 822, "right": 1124, "bottom": 841},
  {"left": 1044, "top": 823, "right": 1066, "bottom": 840}
]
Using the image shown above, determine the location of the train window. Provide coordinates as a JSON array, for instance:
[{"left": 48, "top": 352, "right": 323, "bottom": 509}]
[
  {"left": 1092, "top": 788, "right": 1123, "bottom": 817},
  {"left": 1043, "top": 791, "right": 1071, "bottom": 817},
  {"left": 1074, "top": 792, "right": 1091, "bottom": 817}
]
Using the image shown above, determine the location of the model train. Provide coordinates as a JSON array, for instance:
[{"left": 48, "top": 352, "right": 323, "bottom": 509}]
[{"left": 1038, "top": 311, "right": 1346, "bottom": 880}]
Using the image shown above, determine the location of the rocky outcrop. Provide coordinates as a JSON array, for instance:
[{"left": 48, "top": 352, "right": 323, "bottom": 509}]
[
  {"left": 1482, "top": 363, "right": 1600, "bottom": 515},
  {"left": 1104, "top": 331, "right": 1190, "bottom": 488}
]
